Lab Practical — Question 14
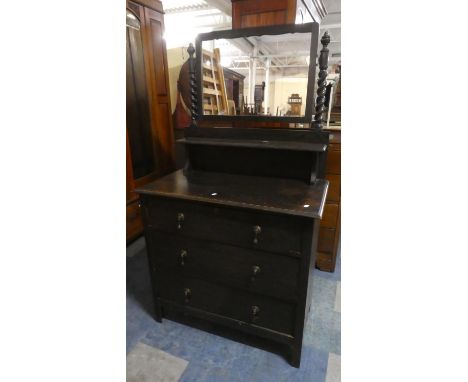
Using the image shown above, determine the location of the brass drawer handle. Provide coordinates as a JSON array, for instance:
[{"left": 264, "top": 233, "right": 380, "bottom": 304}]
[
  {"left": 180, "top": 250, "right": 187, "bottom": 266},
  {"left": 251, "top": 305, "right": 260, "bottom": 323},
  {"left": 177, "top": 212, "right": 185, "bottom": 229},
  {"left": 184, "top": 288, "right": 191, "bottom": 304},
  {"left": 251, "top": 265, "right": 261, "bottom": 282},
  {"left": 253, "top": 225, "right": 262, "bottom": 244}
]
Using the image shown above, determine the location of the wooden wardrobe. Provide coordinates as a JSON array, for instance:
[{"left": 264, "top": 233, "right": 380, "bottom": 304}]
[{"left": 126, "top": 0, "right": 175, "bottom": 242}]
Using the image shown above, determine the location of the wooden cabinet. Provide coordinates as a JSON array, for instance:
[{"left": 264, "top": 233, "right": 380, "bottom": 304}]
[
  {"left": 231, "top": 0, "right": 327, "bottom": 29},
  {"left": 316, "top": 129, "right": 341, "bottom": 272},
  {"left": 137, "top": 127, "right": 329, "bottom": 367},
  {"left": 126, "top": 0, "right": 174, "bottom": 242}
]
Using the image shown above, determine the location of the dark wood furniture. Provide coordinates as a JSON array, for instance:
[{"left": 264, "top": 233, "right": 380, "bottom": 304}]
[
  {"left": 316, "top": 128, "right": 340, "bottom": 272},
  {"left": 223, "top": 67, "right": 245, "bottom": 115},
  {"left": 126, "top": 0, "right": 175, "bottom": 242},
  {"left": 136, "top": 27, "right": 332, "bottom": 368},
  {"left": 136, "top": 127, "right": 329, "bottom": 367}
]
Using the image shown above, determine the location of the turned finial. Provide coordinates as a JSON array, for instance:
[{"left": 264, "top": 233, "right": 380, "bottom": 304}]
[
  {"left": 187, "top": 43, "right": 198, "bottom": 126},
  {"left": 314, "top": 31, "right": 331, "bottom": 129}
]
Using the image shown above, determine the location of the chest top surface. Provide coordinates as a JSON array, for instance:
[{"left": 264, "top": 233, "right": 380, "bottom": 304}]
[{"left": 136, "top": 169, "right": 328, "bottom": 219}]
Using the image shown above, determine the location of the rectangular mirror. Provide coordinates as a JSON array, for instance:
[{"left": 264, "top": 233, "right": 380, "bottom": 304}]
[{"left": 195, "top": 23, "right": 319, "bottom": 123}]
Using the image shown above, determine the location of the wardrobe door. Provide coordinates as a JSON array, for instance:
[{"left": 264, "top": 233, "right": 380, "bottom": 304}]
[
  {"left": 126, "top": 6, "right": 158, "bottom": 180},
  {"left": 142, "top": 7, "right": 174, "bottom": 174}
]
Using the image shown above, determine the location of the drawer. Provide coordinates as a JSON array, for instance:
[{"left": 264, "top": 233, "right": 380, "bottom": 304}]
[
  {"left": 157, "top": 273, "right": 296, "bottom": 335},
  {"left": 326, "top": 174, "right": 340, "bottom": 202},
  {"left": 148, "top": 231, "right": 300, "bottom": 301},
  {"left": 143, "top": 197, "right": 304, "bottom": 256},
  {"left": 321, "top": 203, "right": 339, "bottom": 229},
  {"left": 326, "top": 146, "right": 341, "bottom": 174},
  {"left": 127, "top": 201, "right": 143, "bottom": 240},
  {"left": 318, "top": 227, "right": 336, "bottom": 253}
]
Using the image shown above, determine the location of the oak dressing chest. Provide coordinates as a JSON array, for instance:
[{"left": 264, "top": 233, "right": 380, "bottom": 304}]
[
  {"left": 135, "top": 26, "right": 332, "bottom": 367},
  {"left": 137, "top": 126, "right": 329, "bottom": 367}
]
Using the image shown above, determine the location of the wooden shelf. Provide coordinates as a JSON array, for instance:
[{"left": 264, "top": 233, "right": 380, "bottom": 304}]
[
  {"left": 177, "top": 137, "right": 327, "bottom": 152},
  {"left": 136, "top": 170, "right": 329, "bottom": 219}
]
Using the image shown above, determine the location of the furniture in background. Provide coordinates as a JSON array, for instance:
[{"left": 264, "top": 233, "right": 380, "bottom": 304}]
[
  {"left": 126, "top": 0, "right": 175, "bottom": 243},
  {"left": 223, "top": 67, "right": 245, "bottom": 115},
  {"left": 231, "top": 0, "right": 327, "bottom": 28},
  {"left": 329, "top": 77, "right": 341, "bottom": 125},
  {"left": 288, "top": 93, "right": 303, "bottom": 116},
  {"left": 316, "top": 128, "right": 341, "bottom": 272}
]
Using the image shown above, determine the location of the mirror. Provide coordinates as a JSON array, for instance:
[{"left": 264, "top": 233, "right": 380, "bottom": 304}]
[{"left": 195, "top": 23, "right": 319, "bottom": 123}]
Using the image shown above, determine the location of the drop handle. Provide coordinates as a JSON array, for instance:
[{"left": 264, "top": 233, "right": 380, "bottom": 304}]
[
  {"left": 251, "top": 305, "right": 260, "bottom": 323},
  {"left": 250, "top": 265, "right": 261, "bottom": 282},
  {"left": 179, "top": 250, "right": 187, "bottom": 266},
  {"left": 177, "top": 212, "right": 185, "bottom": 229},
  {"left": 253, "top": 225, "right": 262, "bottom": 244},
  {"left": 184, "top": 288, "right": 191, "bottom": 304}
]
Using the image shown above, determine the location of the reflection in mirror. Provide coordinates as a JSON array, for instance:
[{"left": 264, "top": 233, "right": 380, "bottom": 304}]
[
  {"left": 201, "top": 32, "right": 312, "bottom": 118},
  {"left": 126, "top": 9, "right": 140, "bottom": 30}
]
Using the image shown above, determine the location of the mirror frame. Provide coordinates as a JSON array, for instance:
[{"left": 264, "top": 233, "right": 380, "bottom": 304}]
[{"left": 195, "top": 22, "right": 320, "bottom": 124}]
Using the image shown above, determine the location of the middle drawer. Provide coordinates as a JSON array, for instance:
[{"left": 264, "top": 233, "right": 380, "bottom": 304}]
[{"left": 148, "top": 230, "right": 301, "bottom": 302}]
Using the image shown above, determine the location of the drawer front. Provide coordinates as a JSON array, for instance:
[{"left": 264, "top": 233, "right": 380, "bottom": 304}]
[
  {"left": 326, "top": 147, "right": 341, "bottom": 175},
  {"left": 318, "top": 227, "right": 336, "bottom": 253},
  {"left": 321, "top": 203, "right": 339, "bottom": 229},
  {"left": 148, "top": 231, "right": 300, "bottom": 301},
  {"left": 143, "top": 197, "right": 304, "bottom": 256},
  {"left": 326, "top": 174, "right": 340, "bottom": 203},
  {"left": 157, "top": 273, "right": 295, "bottom": 335}
]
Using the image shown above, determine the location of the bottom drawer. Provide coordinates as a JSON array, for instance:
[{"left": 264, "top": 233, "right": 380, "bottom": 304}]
[{"left": 157, "top": 273, "right": 295, "bottom": 336}]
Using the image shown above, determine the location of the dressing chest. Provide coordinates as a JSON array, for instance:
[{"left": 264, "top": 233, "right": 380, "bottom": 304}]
[
  {"left": 137, "top": 127, "right": 329, "bottom": 367},
  {"left": 135, "top": 25, "right": 332, "bottom": 367}
]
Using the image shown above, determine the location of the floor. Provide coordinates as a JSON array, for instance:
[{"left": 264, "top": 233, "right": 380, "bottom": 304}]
[{"left": 127, "top": 237, "right": 341, "bottom": 382}]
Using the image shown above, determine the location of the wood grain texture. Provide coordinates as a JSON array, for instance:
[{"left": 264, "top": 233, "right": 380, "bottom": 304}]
[
  {"left": 126, "top": 0, "right": 175, "bottom": 242},
  {"left": 325, "top": 174, "right": 340, "bottom": 202},
  {"left": 316, "top": 129, "right": 340, "bottom": 272},
  {"left": 232, "top": 0, "right": 297, "bottom": 29},
  {"left": 137, "top": 169, "right": 328, "bottom": 219},
  {"left": 320, "top": 202, "right": 338, "bottom": 228}
]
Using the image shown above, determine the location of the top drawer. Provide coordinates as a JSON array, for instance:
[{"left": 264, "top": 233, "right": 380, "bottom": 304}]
[{"left": 141, "top": 196, "right": 305, "bottom": 257}]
